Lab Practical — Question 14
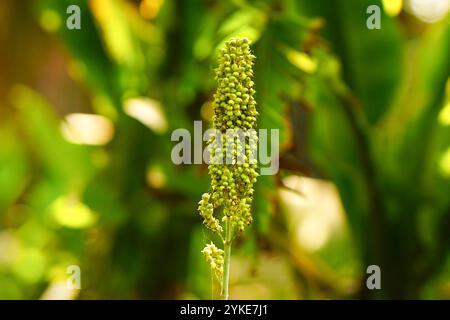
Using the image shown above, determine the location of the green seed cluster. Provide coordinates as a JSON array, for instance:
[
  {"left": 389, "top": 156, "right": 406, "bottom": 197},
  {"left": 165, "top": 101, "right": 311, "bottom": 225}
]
[
  {"left": 213, "top": 38, "right": 258, "bottom": 131},
  {"left": 202, "top": 242, "right": 224, "bottom": 282},
  {"left": 208, "top": 134, "right": 258, "bottom": 210},
  {"left": 209, "top": 38, "right": 258, "bottom": 232},
  {"left": 198, "top": 193, "right": 222, "bottom": 233},
  {"left": 199, "top": 37, "right": 259, "bottom": 284}
]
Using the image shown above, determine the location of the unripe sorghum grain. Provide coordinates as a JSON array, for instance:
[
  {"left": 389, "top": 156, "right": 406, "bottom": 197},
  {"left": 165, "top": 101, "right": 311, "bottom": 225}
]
[
  {"left": 198, "top": 193, "right": 222, "bottom": 233},
  {"left": 202, "top": 242, "right": 224, "bottom": 282},
  {"left": 199, "top": 37, "right": 258, "bottom": 280},
  {"left": 210, "top": 37, "right": 258, "bottom": 230}
]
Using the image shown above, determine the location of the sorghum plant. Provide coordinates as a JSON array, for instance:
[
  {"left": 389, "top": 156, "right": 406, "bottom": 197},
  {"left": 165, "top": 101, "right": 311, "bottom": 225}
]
[{"left": 198, "top": 37, "right": 258, "bottom": 300}]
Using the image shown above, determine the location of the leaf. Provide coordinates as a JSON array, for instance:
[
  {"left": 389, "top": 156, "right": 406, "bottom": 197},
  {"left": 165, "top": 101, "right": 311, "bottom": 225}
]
[
  {"left": 0, "top": 125, "right": 29, "bottom": 211},
  {"left": 297, "top": 0, "right": 403, "bottom": 124}
]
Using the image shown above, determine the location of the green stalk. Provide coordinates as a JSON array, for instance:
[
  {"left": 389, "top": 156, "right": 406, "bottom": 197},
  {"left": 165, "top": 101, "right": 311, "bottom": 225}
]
[{"left": 222, "top": 218, "right": 232, "bottom": 300}]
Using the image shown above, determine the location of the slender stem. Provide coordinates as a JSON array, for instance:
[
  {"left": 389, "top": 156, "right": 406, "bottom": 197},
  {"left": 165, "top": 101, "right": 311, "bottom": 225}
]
[
  {"left": 211, "top": 266, "right": 214, "bottom": 299},
  {"left": 222, "top": 217, "right": 232, "bottom": 300}
]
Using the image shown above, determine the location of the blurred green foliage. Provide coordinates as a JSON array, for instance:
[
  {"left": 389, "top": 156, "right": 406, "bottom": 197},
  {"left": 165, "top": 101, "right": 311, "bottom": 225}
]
[{"left": 0, "top": 0, "right": 449, "bottom": 299}]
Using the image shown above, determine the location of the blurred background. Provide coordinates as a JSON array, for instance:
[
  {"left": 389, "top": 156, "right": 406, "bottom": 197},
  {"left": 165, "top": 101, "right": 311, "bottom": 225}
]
[{"left": 0, "top": 0, "right": 449, "bottom": 299}]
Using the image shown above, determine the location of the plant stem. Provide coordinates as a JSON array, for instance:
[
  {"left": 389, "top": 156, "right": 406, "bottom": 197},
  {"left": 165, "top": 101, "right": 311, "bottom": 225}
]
[{"left": 222, "top": 218, "right": 232, "bottom": 300}]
